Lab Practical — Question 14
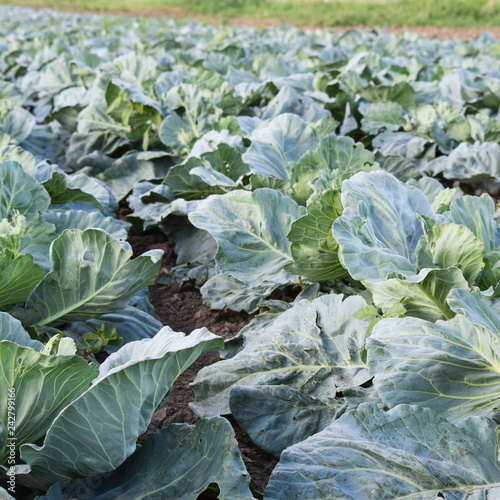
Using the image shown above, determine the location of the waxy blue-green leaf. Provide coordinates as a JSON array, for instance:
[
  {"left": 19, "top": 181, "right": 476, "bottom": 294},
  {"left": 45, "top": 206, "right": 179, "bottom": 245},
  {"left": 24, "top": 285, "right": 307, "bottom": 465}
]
[
  {"left": 448, "top": 287, "right": 500, "bottom": 334},
  {"left": 243, "top": 114, "right": 317, "bottom": 180},
  {"left": 332, "top": 170, "right": 436, "bottom": 282},
  {"left": 62, "top": 174, "right": 119, "bottom": 217},
  {"left": 158, "top": 112, "right": 192, "bottom": 156},
  {"left": 359, "top": 81, "right": 416, "bottom": 109},
  {"left": 429, "top": 142, "right": 500, "bottom": 184},
  {"left": 0, "top": 144, "right": 35, "bottom": 173},
  {"left": 15, "top": 216, "right": 55, "bottom": 271},
  {"left": 1, "top": 108, "right": 36, "bottom": 143},
  {"left": 191, "top": 294, "right": 371, "bottom": 422},
  {"left": 20, "top": 327, "right": 223, "bottom": 490},
  {"left": 449, "top": 194, "right": 500, "bottom": 252},
  {"left": 201, "top": 274, "right": 278, "bottom": 314},
  {"left": 332, "top": 171, "right": 474, "bottom": 319},
  {"left": 164, "top": 144, "right": 246, "bottom": 199},
  {"left": 0, "top": 328, "right": 98, "bottom": 465},
  {"left": 375, "top": 153, "right": 421, "bottom": 182},
  {"left": 0, "top": 81, "right": 24, "bottom": 109},
  {"left": 97, "top": 151, "right": 172, "bottom": 202},
  {"left": 373, "top": 131, "right": 434, "bottom": 167},
  {"left": 60, "top": 418, "right": 253, "bottom": 500},
  {"left": 407, "top": 176, "right": 451, "bottom": 208},
  {"left": 368, "top": 311, "right": 500, "bottom": 421},
  {"left": 20, "top": 228, "right": 162, "bottom": 327},
  {"left": 0, "top": 313, "right": 42, "bottom": 349},
  {"left": 230, "top": 385, "right": 376, "bottom": 457},
  {"left": 42, "top": 210, "right": 129, "bottom": 242},
  {"left": 265, "top": 404, "right": 500, "bottom": 500},
  {"left": 361, "top": 102, "right": 405, "bottom": 135},
  {"left": 0, "top": 161, "right": 51, "bottom": 222},
  {"left": 42, "top": 172, "right": 104, "bottom": 211},
  {"left": 159, "top": 84, "right": 218, "bottom": 157},
  {"left": 164, "top": 156, "right": 225, "bottom": 200},
  {"left": 189, "top": 189, "right": 305, "bottom": 287},
  {"left": 112, "top": 52, "right": 157, "bottom": 86},
  {"left": 261, "top": 85, "right": 330, "bottom": 122},
  {"left": 77, "top": 104, "right": 131, "bottom": 136},
  {"left": 67, "top": 306, "right": 162, "bottom": 351}
]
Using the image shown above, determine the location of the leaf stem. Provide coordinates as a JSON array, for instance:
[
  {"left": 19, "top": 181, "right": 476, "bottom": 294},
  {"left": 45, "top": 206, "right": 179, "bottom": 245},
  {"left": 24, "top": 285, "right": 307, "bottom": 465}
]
[{"left": 415, "top": 282, "right": 454, "bottom": 320}]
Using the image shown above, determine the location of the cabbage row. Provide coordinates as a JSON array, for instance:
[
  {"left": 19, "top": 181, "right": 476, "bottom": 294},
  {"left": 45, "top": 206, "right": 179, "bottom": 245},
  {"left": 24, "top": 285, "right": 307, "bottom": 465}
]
[{"left": 2, "top": 6, "right": 500, "bottom": 499}]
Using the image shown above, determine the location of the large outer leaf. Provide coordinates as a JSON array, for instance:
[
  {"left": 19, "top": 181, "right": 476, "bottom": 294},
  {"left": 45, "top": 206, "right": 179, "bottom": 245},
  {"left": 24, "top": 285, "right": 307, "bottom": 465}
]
[
  {"left": 0, "top": 334, "right": 98, "bottom": 464},
  {"left": 264, "top": 404, "right": 500, "bottom": 500},
  {"left": 0, "top": 81, "right": 24, "bottom": 109},
  {"left": 42, "top": 210, "right": 129, "bottom": 241},
  {"left": 67, "top": 306, "right": 163, "bottom": 351},
  {"left": 286, "top": 189, "right": 347, "bottom": 282},
  {"left": 158, "top": 112, "right": 191, "bottom": 155},
  {"left": 0, "top": 144, "right": 35, "bottom": 173},
  {"left": 332, "top": 170, "right": 436, "bottom": 282},
  {"left": 0, "top": 161, "right": 50, "bottom": 221},
  {"left": 373, "top": 131, "right": 433, "bottom": 167},
  {"left": 97, "top": 151, "right": 172, "bottom": 202},
  {"left": 368, "top": 312, "right": 500, "bottom": 421},
  {"left": 191, "top": 293, "right": 372, "bottom": 453},
  {"left": 0, "top": 313, "right": 42, "bottom": 349},
  {"left": 77, "top": 104, "right": 130, "bottom": 136},
  {"left": 332, "top": 171, "right": 470, "bottom": 319},
  {"left": 0, "top": 250, "right": 45, "bottom": 310},
  {"left": 242, "top": 114, "right": 317, "bottom": 180},
  {"left": 448, "top": 287, "right": 500, "bottom": 334},
  {"left": 60, "top": 418, "right": 253, "bottom": 500},
  {"left": 20, "top": 229, "right": 162, "bottom": 327},
  {"left": 189, "top": 189, "right": 305, "bottom": 287},
  {"left": 361, "top": 102, "right": 405, "bottom": 134},
  {"left": 449, "top": 194, "right": 500, "bottom": 252},
  {"left": 429, "top": 141, "right": 500, "bottom": 184},
  {"left": 230, "top": 385, "right": 375, "bottom": 457},
  {"left": 2, "top": 108, "right": 35, "bottom": 143},
  {"left": 376, "top": 153, "right": 421, "bottom": 182},
  {"left": 164, "top": 156, "right": 225, "bottom": 200},
  {"left": 20, "top": 327, "right": 224, "bottom": 490},
  {"left": 16, "top": 215, "right": 56, "bottom": 271},
  {"left": 261, "top": 85, "right": 329, "bottom": 122},
  {"left": 164, "top": 144, "right": 246, "bottom": 199},
  {"left": 200, "top": 273, "right": 278, "bottom": 314},
  {"left": 42, "top": 171, "right": 103, "bottom": 211}
]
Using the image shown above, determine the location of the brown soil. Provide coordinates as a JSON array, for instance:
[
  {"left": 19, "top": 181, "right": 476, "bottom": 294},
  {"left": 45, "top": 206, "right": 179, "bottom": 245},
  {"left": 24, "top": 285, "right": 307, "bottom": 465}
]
[
  {"left": 128, "top": 229, "right": 278, "bottom": 495},
  {"left": 16, "top": 5, "right": 500, "bottom": 40},
  {"left": 369, "top": 25, "right": 500, "bottom": 40}
]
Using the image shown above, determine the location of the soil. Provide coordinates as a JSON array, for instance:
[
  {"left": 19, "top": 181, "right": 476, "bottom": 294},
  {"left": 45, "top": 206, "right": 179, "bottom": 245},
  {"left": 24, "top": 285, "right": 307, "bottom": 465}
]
[
  {"left": 19, "top": 5, "right": 500, "bottom": 40},
  {"left": 127, "top": 229, "right": 279, "bottom": 496}
]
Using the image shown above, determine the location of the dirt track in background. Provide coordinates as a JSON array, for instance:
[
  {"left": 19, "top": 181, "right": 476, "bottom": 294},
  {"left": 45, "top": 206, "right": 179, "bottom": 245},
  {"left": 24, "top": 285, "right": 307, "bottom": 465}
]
[{"left": 13, "top": 5, "right": 500, "bottom": 40}]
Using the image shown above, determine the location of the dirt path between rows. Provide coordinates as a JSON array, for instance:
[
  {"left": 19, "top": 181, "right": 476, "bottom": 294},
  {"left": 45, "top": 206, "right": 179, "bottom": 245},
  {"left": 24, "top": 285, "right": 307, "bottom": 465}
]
[
  {"left": 127, "top": 229, "right": 278, "bottom": 496},
  {"left": 11, "top": 4, "right": 500, "bottom": 40}
]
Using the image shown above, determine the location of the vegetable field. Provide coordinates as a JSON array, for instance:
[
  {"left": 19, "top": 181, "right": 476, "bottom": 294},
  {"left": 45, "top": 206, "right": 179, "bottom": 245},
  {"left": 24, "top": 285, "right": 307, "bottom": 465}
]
[{"left": 2, "top": 6, "right": 500, "bottom": 499}]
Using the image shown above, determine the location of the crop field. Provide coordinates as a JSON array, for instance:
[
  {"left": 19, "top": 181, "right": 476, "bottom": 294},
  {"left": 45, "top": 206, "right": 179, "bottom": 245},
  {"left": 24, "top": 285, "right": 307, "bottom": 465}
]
[{"left": 2, "top": 4, "right": 500, "bottom": 500}]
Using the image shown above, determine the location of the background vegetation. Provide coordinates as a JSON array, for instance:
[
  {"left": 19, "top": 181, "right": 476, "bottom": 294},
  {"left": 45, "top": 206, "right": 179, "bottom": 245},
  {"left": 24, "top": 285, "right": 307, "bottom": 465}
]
[{"left": 0, "top": 0, "right": 499, "bottom": 28}]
